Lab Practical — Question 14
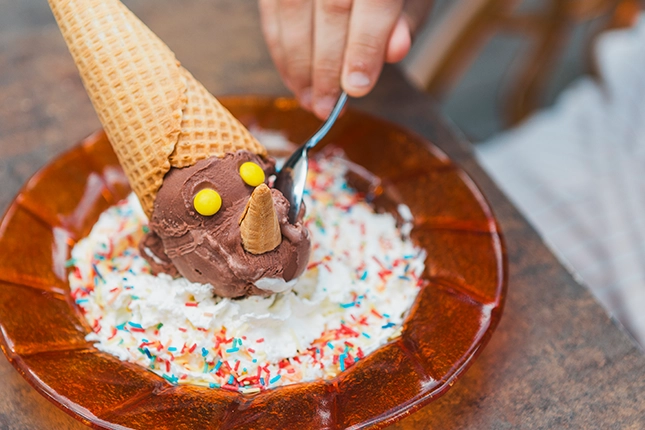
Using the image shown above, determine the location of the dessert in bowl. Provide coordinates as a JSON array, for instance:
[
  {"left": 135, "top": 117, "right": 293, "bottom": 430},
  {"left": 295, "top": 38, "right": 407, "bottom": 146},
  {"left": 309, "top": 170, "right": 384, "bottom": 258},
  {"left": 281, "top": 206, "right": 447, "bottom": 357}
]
[
  {"left": 0, "top": 0, "right": 506, "bottom": 427},
  {"left": 0, "top": 100, "right": 506, "bottom": 428}
]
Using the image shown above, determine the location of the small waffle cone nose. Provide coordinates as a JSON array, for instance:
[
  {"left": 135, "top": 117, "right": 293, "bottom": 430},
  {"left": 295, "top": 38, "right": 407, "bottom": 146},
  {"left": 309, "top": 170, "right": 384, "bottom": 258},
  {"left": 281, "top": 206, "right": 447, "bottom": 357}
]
[
  {"left": 48, "top": 0, "right": 266, "bottom": 217},
  {"left": 239, "top": 184, "right": 282, "bottom": 255}
]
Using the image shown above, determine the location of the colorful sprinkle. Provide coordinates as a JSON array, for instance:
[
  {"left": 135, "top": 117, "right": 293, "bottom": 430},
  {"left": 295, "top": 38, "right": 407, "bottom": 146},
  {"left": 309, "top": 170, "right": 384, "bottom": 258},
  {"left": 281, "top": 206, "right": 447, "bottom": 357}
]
[
  {"left": 68, "top": 152, "right": 426, "bottom": 394},
  {"left": 269, "top": 375, "right": 282, "bottom": 384}
]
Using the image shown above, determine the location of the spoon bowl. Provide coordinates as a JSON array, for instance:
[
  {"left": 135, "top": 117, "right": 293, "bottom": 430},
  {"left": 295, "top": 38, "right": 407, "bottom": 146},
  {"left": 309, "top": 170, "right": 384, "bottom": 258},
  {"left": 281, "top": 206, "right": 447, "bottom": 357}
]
[{"left": 274, "top": 91, "right": 348, "bottom": 222}]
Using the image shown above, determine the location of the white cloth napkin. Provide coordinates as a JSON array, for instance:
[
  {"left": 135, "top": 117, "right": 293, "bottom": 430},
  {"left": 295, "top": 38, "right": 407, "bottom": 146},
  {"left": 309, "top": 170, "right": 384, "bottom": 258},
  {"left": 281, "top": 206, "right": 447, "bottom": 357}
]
[{"left": 477, "top": 15, "right": 645, "bottom": 348}]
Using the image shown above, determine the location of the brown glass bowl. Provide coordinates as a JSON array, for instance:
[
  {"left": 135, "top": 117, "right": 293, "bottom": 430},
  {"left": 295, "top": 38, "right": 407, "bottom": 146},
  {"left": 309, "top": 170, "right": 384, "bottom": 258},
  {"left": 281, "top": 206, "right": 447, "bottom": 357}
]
[{"left": 0, "top": 97, "right": 506, "bottom": 429}]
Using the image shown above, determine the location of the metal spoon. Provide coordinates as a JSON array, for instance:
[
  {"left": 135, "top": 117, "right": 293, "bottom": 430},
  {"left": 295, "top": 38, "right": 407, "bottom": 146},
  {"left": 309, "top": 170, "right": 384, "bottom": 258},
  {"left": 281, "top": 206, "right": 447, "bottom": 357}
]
[{"left": 274, "top": 91, "right": 348, "bottom": 223}]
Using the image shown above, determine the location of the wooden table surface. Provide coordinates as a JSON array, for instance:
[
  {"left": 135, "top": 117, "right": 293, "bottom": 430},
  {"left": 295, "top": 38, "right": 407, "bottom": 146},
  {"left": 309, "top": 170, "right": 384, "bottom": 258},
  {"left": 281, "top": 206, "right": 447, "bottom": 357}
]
[{"left": 1, "top": 1, "right": 644, "bottom": 428}]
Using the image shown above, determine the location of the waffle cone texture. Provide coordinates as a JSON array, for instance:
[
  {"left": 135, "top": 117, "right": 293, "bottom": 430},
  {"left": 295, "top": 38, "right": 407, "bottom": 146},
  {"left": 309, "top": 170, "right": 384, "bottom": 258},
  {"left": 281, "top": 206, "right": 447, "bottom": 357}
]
[
  {"left": 239, "top": 184, "right": 282, "bottom": 255},
  {"left": 48, "top": 0, "right": 266, "bottom": 217}
]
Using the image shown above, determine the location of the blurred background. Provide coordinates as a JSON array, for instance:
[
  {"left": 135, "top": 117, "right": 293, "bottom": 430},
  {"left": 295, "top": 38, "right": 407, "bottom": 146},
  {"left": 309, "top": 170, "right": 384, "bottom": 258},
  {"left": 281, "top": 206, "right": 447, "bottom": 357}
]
[
  {"left": 403, "top": 0, "right": 642, "bottom": 140},
  {"left": 1, "top": 0, "right": 639, "bottom": 140}
]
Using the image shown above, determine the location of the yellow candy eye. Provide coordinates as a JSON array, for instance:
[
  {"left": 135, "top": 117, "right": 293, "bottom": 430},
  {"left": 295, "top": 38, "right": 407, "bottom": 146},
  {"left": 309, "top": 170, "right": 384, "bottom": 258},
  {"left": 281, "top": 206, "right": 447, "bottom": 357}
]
[
  {"left": 193, "top": 189, "right": 222, "bottom": 216},
  {"left": 239, "top": 162, "right": 266, "bottom": 187}
]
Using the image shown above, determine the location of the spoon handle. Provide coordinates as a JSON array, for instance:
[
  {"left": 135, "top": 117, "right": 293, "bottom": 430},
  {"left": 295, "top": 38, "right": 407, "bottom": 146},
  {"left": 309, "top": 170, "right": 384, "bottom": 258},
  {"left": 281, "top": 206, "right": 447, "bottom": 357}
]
[{"left": 304, "top": 91, "right": 348, "bottom": 150}]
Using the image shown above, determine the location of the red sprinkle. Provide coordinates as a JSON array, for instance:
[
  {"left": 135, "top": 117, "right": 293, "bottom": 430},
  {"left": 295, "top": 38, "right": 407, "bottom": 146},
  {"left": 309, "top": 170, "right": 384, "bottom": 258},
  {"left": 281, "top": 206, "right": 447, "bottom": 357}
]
[
  {"left": 188, "top": 343, "right": 197, "bottom": 353},
  {"left": 185, "top": 302, "right": 198, "bottom": 307},
  {"left": 247, "top": 348, "right": 255, "bottom": 353},
  {"left": 307, "top": 261, "right": 321, "bottom": 270},
  {"left": 256, "top": 338, "right": 265, "bottom": 343}
]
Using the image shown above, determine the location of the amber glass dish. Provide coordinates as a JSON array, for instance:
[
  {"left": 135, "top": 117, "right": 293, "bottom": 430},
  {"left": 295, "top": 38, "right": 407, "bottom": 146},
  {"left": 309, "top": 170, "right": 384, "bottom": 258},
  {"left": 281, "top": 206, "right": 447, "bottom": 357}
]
[{"left": 0, "top": 97, "right": 506, "bottom": 429}]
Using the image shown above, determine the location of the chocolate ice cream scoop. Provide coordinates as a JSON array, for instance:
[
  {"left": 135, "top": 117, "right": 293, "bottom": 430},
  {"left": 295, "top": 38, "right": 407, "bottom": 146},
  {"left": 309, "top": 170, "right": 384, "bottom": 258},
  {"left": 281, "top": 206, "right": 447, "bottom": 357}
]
[
  {"left": 140, "top": 151, "right": 311, "bottom": 298},
  {"left": 49, "top": 0, "right": 311, "bottom": 298}
]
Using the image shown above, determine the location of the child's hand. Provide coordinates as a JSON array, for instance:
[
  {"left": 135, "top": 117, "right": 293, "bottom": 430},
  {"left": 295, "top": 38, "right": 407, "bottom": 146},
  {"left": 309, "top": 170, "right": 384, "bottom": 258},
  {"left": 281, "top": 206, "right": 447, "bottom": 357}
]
[{"left": 259, "top": 0, "right": 432, "bottom": 119}]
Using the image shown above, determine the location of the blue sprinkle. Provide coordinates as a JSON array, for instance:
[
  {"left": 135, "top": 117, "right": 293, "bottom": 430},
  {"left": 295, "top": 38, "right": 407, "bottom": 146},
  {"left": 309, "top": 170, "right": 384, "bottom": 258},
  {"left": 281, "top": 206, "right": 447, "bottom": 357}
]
[
  {"left": 381, "top": 322, "right": 396, "bottom": 329},
  {"left": 226, "top": 347, "right": 240, "bottom": 353},
  {"left": 168, "top": 346, "right": 177, "bottom": 352},
  {"left": 403, "top": 254, "right": 415, "bottom": 259},
  {"left": 116, "top": 323, "right": 126, "bottom": 330},
  {"left": 124, "top": 285, "right": 134, "bottom": 290},
  {"left": 339, "top": 354, "right": 346, "bottom": 371},
  {"left": 64, "top": 258, "right": 76, "bottom": 268},
  {"left": 269, "top": 375, "right": 281, "bottom": 384},
  {"left": 327, "top": 342, "right": 334, "bottom": 350},
  {"left": 360, "top": 271, "right": 368, "bottom": 280},
  {"left": 163, "top": 374, "right": 178, "bottom": 384},
  {"left": 143, "top": 348, "right": 152, "bottom": 359},
  {"left": 142, "top": 338, "right": 149, "bottom": 343},
  {"left": 398, "top": 276, "right": 411, "bottom": 281},
  {"left": 252, "top": 358, "right": 257, "bottom": 363},
  {"left": 92, "top": 263, "right": 105, "bottom": 282},
  {"left": 202, "top": 347, "right": 208, "bottom": 357},
  {"left": 228, "top": 375, "right": 235, "bottom": 385},
  {"left": 203, "top": 362, "right": 209, "bottom": 373},
  {"left": 354, "top": 357, "right": 359, "bottom": 362},
  {"left": 131, "top": 295, "right": 140, "bottom": 300},
  {"left": 260, "top": 377, "right": 266, "bottom": 386},
  {"left": 213, "top": 361, "right": 223, "bottom": 372},
  {"left": 75, "top": 298, "right": 89, "bottom": 304},
  {"left": 243, "top": 368, "right": 247, "bottom": 373},
  {"left": 128, "top": 322, "right": 143, "bottom": 328},
  {"left": 340, "top": 302, "right": 355, "bottom": 308},
  {"left": 383, "top": 313, "right": 390, "bottom": 318},
  {"left": 209, "top": 382, "right": 220, "bottom": 389},
  {"left": 362, "top": 332, "right": 371, "bottom": 339}
]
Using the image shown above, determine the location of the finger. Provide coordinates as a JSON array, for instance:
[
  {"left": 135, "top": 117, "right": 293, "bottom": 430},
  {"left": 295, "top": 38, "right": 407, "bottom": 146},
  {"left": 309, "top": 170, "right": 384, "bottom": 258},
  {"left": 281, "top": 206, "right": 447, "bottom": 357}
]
[
  {"left": 278, "top": 0, "right": 314, "bottom": 103},
  {"left": 342, "top": 0, "right": 404, "bottom": 97},
  {"left": 385, "top": 15, "right": 411, "bottom": 64},
  {"left": 311, "top": 0, "right": 353, "bottom": 119},
  {"left": 400, "top": 0, "right": 434, "bottom": 38},
  {"left": 259, "top": 0, "right": 289, "bottom": 88}
]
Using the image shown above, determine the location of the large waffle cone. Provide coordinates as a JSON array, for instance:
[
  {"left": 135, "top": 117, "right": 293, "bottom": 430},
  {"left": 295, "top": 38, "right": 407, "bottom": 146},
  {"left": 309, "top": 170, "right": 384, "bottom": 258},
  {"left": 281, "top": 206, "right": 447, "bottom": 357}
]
[
  {"left": 170, "top": 68, "right": 266, "bottom": 168},
  {"left": 239, "top": 184, "right": 282, "bottom": 255},
  {"left": 48, "top": 0, "right": 265, "bottom": 217}
]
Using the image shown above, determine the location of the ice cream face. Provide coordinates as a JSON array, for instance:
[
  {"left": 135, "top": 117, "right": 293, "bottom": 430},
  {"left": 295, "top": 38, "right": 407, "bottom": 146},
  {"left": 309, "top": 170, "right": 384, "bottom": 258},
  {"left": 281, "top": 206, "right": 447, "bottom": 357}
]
[{"left": 141, "top": 151, "right": 311, "bottom": 298}]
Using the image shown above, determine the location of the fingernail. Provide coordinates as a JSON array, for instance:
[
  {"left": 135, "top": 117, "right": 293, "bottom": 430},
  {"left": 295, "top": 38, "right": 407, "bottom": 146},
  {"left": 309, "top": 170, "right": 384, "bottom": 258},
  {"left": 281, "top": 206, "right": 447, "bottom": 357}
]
[
  {"left": 314, "top": 96, "right": 336, "bottom": 118},
  {"left": 299, "top": 88, "right": 312, "bottom": 110},
  {"left": 346, "top": 72, "right": 370, "bottom": 88}
]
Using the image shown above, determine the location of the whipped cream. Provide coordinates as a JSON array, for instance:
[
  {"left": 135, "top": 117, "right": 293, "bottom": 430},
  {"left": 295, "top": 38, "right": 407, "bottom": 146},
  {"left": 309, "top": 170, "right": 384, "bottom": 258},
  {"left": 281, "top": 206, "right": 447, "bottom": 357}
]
[{"left": 70, "top": 152, "right": 426, "bottom": 393}]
